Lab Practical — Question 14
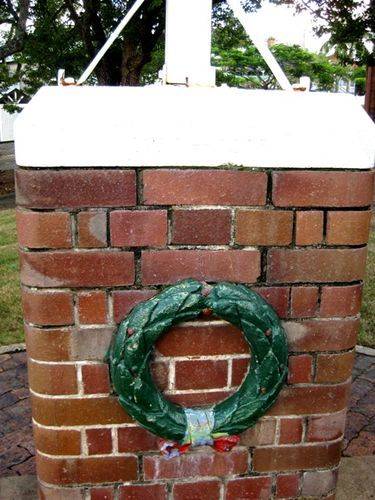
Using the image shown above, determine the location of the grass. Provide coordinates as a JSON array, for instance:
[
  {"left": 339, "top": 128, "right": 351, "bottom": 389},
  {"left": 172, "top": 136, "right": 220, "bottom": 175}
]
[
  {"left": 0, "top": 208, "right": 374, "bottom": 348},
  {"left": 0, "top": 209, "right": 23, "bottom": 346}
]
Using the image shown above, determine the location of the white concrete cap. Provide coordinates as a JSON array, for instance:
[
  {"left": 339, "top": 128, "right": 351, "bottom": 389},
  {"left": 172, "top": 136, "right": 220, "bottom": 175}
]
[{"left": 15, "top": 85, "right": 375, "bottom": 168}]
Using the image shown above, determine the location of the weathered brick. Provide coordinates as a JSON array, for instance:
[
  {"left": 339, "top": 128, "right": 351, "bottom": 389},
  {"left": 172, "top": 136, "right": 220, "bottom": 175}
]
[
  {"left": 16, "top": 210, "right": 72, "bottom": 248},
  {"left": 168, "top": 390, "right": 233, "bottom": 407},
  {"left": 175, "top": 359, "right": 227, "bottom": 390},
  {"left": 295, "top": 211, "right": 324, "bottom": 246},
  {"left": 290, "top": 286, "right": 318, "bottom": 318},
  {"left": 90, "top": 487, "right": 114, "bottom": 500},
  {"left": 28, "top": 360, "right": 77, "bottom": 395},
  {"left": 39, "top": 484, "right": 85, "bottom": 499},
  {"left": 316, "top": 351, "right": 355, "bottom": 383},
  {"left": 232, "top": 357, "right": 250, "bottom": 386},
  {"left": 272, "top": 171, "right": 374, "bottom": 207},
  {"left": 143, "top": 448, "right": 248, "bottom": 479},
  {"left": 284, "top": 319, "right": 359, "bottom": 352},
  {"left": 239, "top": 419, "right": 276, "bottom": 446},
  {"left": 326, "top": 210, "right": 371, "bottom": 245},
  {"left": 276, "top": 473, "right": 300, "bottom": 499},
  {"left": 86, "top": 428, "right": 112, "bottom": 455},
  {"left": 25, "top": 325, "right": 72, "bottom": 362},
  {"left": 110, "top": 210, "right": 167, "bottom": 247},
  {"left": 20, "top": 250, "right": 135, "bottom": 287},
  {"left": 172, "top": 208, "right": 231, "bottom": 245},
  {"left": 82, "top": 364, "right": 110, "bottom": 394},
  {"left": 253, "top": 442, "right": 341, "bottom": 472},
  {"left": 287, "top": 355, "right": 313, "bottom": 384},
  {"left": 236, "top": 210, "right": 293, "bottom": 246},
  {"left": 142, "top": 250, "right": 260, "bottom": 285},
  {"left": 119, "top": 484, "right": 167, "bottom": 500},
  {"left": 279, "top": 418, "right": 303, "bottom": 444},
  {"left": 302, "top": 469, "right": 338, "bottom": 497},
  {"left": 77, "top": 291, "right": 107, "bottom": 325},
  {"left": 226, "top": 477, "right": 272, "bottom": 499},
  {"left": 33, "top": 425, "right": 81, "bottom": 455},
  {"left": 16, "top": 169, "right": 136, "bottom": 208},
  {"left": 173, "top": 480, "right": 221, "bottom": 500},
  {"left": 143, "top": 169, "right": 267, "bottom": 206},
  {"left": 151, "top": 361, "right": 169, "bottom": 391},
  {"left": 267, "top": 382, "right": 350, "bottom": 416},
  {"left": 320, "top": 284, "right": 362, "bottom": 318},
  {"left": 156, "top": 322, "right": 248, "bottom": 357},
  {"left": 306, "top": 411, "right": 347, "bottom": 442},
  {"left": 112, "top": 289, "right": 157, "bottom": 323},
  {"left": 31, "top": 395, "right": 132, "bottom": 426},
  {"left": 77, "top": 211, "right": 107, "bottom": 248},
  {"left": 118, "top": 426, "right": 158, "bottom": 452},
  {"left": 254, "top": 287, "right": 290, "bottom": 319},
  {"left": 268, "top": 248, "right": 367, "bottom": 283},
  {"left": 70, "top": 327, "right": 115, "bottom": 361},
  {"left": 22, "top": 289, "right": 74, "bottom": 326},
  {"left": 36, "top": 454, "right": 137, "bottom": 485}
]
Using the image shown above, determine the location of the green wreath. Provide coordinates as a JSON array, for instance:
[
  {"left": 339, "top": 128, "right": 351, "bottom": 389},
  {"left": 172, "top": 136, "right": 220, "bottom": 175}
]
[{"left": 108, "top": 279, "right": 288, "bottom": 454}]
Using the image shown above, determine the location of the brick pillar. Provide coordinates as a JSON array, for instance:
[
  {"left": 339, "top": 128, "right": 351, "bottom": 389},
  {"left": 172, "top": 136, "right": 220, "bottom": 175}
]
[{"left": 16, "top": 167, "right": 373, "bottom": 499}]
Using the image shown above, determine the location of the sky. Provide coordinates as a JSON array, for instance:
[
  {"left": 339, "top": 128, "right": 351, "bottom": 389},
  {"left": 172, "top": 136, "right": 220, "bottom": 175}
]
[{"left": 250, "top": 1, "right": 327, "bottom": 53}]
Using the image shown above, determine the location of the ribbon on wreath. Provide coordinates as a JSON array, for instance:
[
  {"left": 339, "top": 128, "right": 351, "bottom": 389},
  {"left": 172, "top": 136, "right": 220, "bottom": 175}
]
[{"left": 158, "top": 408, "right": 240, "bottom": 458}]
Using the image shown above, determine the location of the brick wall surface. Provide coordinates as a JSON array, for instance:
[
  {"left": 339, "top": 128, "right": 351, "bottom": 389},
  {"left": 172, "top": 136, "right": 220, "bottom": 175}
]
[{"left": 16, "top": 167, "right": 374, "bottom": 499}]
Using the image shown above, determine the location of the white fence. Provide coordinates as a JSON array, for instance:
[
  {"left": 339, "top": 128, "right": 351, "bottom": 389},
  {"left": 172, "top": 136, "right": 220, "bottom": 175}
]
[{"left": 0, "top": 106, "right": 20, "bottom": 142}]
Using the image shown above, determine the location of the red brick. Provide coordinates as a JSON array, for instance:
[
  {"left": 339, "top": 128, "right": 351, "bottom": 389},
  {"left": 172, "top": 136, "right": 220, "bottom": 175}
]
[
  {"left": 320, "top": 284, "right": 362, "bottom": 318},
  {"left": 268, "top": 247, "right": 367, "bottom": 283},
  {"left": 142, "top": 250, "right": 260, "bottom": 285},
  {"left": 295, "top": 211, "right": 324, "bottom": 246},
  {"left": 236, "top": 210, "right": 293, "bottom": 246},
  {"left": 22, "top": 289, "right": 74, "bottom": 326},
  {"left": 232, "top": 357, "right": 250, "bottom": 386},
  {"left": 172, "top": 209, "right": 231, "bottom": 245},
  {"left": 254, "top": 287, "right": 290, "bottom": 319},
  {"left": 143, "top": 448, "right": 248, "bottom": 479},
  {"left": 284, "top": 319, "right": 360, "bottom": 352},
  {"left": 31, "top": 395, "right": 132, "bottom": 426},
  {"left": 302, "top": 469, "right": 338, "bottom": 497},
  {"left": 156, "top": 322, "right": 248, "bottom": 357},
  {"left": 253, "top": 441, "right": 341, "bottom": 472},
  {"left": 86, "top": 428, "right": 112, "bottom": 455},
  {"left": 287, "top": 355, "right": 313, "bottom": 384},
  {"left": 90, "top": 488, "right": 114, "bottom": 500},
  {"left": 20, "top": 250, "right": 134, "bottom": 287},
  {"left": 168, "top": 390, "right": 233, "bottom": 407},
  {"left": 316, "top": 351, "right": 355, "bottom": 383},
  {"left": 118, "top": 426, "right": 158, "bottom": 452},
  {"left": 77, "top": 291, "right": 107, "bottom": 325},
  {"left": 272, "top": 171, "right": 374, "bottom": 207},
  {"left": 239, "top": 419, "right": 276, "bottom": 446},
  {"left": 267, "top": 382, "right": 350, "bottom": 416},
  {"left": 28, "top": 360, "right": 77, "bottom": 395},
  {"left": 290, "top": 287, "right": 319, "bottom": 318},
  {"left": 173, "top": 480, "right": 221, "bottom": 500},
  {"left": 25, "top": 325, "right": 72, "bottom": 362},
  {"left": 36, "top": 454, "right": 137, "bottom": 485},
  {"left": 33, "top": 426, "right": 81, "bottom": 455},
  {"left": 112, "top": 289, "right": 157, "bottom": 323},
  {"left": 226, "top": 477, "right": 272, "bottom": 499},
  {"left": 143, "top": 169, "right": 267, "bottom": 206},
  {"left": 327, "top": 210, "right": 371, "bottom": 245},
  {"left": 16, "top": 210, "right": 72, "bottom": 248},
  {"left": 307, "top": 411, "right": 347, "bottom": 442},
  {"left": 279, "top": 418, "right": 303, "bottom": 444},
  {"left": 119, "top": 484, "right": 167, "bottom": 500},
  {"left": 16, "top": 169, "right": 136, "bottom": 208},
  {"left": 110, "top": 210, "right": 167, "bottom": 247},
  {"left": 276, "top": 473, "right": 300, "bottom": 499},
  {"left": 175, "top": 359, "right": 227, "bottom": 390},
  {"left": 77, "top": 211, "right": 107, "bottom": 248},
  {"left": 82, "top": 364, "right": 110, "bottom": 394}
]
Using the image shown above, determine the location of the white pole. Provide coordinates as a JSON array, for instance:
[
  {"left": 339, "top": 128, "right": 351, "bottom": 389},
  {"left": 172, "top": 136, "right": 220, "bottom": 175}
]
[
  {"left": 76, "top": 0, "right": 147, "bottom": 86},
  {"left": 227, "top": 0, "right": 293, "bottom": 91}
]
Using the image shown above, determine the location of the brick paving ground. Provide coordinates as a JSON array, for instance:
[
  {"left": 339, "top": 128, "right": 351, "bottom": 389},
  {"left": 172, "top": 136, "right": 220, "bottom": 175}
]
[{"left": 0, "top": 350, "right": 374, "bottom": 477}]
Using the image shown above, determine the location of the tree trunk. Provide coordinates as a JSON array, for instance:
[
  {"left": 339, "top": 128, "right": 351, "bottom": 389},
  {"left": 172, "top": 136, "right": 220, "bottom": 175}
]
[{"left": 365, "top": 65, "right": 375, "bottom": 122}]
